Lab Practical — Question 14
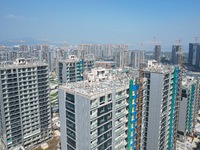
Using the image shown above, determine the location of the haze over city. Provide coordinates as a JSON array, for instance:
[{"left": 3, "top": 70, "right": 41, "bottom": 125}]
[
  {"left": 1, "top": 1, "right": 200, "bottom": 150},
  {"left": 0, "top": 0, "right": 200, "bottom": 50}
]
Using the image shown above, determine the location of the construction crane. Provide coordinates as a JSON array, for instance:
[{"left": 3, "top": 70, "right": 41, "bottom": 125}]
[
  {"left": 194, "top": 36, "right": 199, "bottom": 43},
  {"left": 153, "top": 36, "right": 156, "bottom": 46}
]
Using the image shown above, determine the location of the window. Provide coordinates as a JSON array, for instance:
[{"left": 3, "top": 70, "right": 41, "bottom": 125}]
[
  {"left": 66, "top": 111, "right": 75, "bottom": 122},
  {"left": 66, "top": 93, "right": 75, "bottom": 103},
  {"left": 67, "top": 137, "right": 76, "bottom": 149},
  {"left": 107, "top": 113, "right": 112, "bottom": 120},
  {"left": 98, "top": 107, "right": 105, "bottom": 114},
  {"left": 67, "top": 129, "right": 76, "bottom": 140},
  {"left": 100, "top": 96, "right": 105, "bottom": 104},
  {"left": 98, "top": 135, "right": 105, "bottom": 143},
  {"left": 108, "top": 94, "right": 112, "bottom": 101},
  {"left": 107, "top": 103, "right": 112, "bottom": 111},
  {"left": 66, "top": 120, "right": 75, "bottom": 130},
  {"left": 99, "top": 126, "right": 105, "bottom": 134},
  {"left": 66, "top": 102, "right": 75, "bottom": 112}
]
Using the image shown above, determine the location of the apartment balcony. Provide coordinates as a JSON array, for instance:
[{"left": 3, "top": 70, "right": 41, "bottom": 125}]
[
  {"left": 115, "top": 110, "right": 128, "bottom": 120},
  {"left": 91, "top": 139, "right": 97, "bottom": 149},
  {"left": 115, "top": 126, "right": 126, "bottom": 137},
  {"left": 37, "top": 75, "right": 48, "bottom": 80},
  {"left": 116, "top": 94, "right": 129, "bottom": 101},
  {"left": 91, "top": 103, "right": 98, "bottom": 109},
  {"left": 115, "top": 102, "right": 128, "bottom": 110},
  {"left": 23, "top": 118, "right": 39, "bottom": 126},
  {"left": 91, "top": 130, "right": 98, "bottom": 140},
  {"left": 91, "top": 121, "right": 98, "bottom": 130},
  {"left": 115, "top": 140, "right": 127, "bottom": 150},
  {"left": 115, "top": 133, "right": 126, "bottom": 144},
  {"left": 115, "top": 118, "right": 128, "bottom": 128}
]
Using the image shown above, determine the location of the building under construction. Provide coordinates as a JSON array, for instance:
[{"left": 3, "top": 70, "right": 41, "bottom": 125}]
[
  {"left": 141, "top": 61, "right": 182, "bottom": 150},
  {"left": 59, "top": 67, "right": 147, "bottom": 150},
  {"left": 58, "top": 60, "right": 182, "bottom": 150}
]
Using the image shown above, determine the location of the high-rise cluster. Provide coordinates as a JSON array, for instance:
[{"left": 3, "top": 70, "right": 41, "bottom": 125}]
[{"left": 59, "top": 61, "right": 183, "bottom": 150}]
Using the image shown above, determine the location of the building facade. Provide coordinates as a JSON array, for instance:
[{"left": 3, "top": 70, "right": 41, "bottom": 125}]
[
  {"left": 129, "top": 50, "right": 144, "bottom": 69},
  {"left": 142, "top": 64, "right": 181, "bottom": 150},
  {"left": 171, "top": 45, "right": 182, "bottom": 65},
  {"left": 178, "top": 76, "right": 197, "bottom": 140},
  {"left": 154, "top": 45, "right": 161, "bottom": 63},
  {"left": 58, "top": 55, "right": 95, "bottom": 84},
  {"left": 0, "top": 58, "right": 52, "bottom": 149}
]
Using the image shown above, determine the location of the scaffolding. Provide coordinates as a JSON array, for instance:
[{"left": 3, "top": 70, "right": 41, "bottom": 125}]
[
  {"left": 136, "top": 56, "right": 144, "bottom": 150},
  {"left": 174, "top": 43, "right": 183, "bottom": 148}
]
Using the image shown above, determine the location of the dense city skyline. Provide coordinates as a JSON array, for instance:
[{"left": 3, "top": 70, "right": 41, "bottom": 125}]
[{"left": 0, "top": 1, "right": 200, "bottom": 51}]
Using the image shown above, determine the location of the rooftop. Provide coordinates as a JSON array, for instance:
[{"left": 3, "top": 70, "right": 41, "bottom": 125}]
[
  {"left": 144, "top": 60, "right": 179, "bottom": 74},
  {"left": 60, "top": 69, "right": 138, "bottom": 99},
  {"left": 0, "top": 58, "right": 47, "bottom": 69},
  {"left": 182, "top": 76, "right": 196, "bottom": 88},
  {"left": 58, "top": 55, "right": 80, "bottom": 63}
]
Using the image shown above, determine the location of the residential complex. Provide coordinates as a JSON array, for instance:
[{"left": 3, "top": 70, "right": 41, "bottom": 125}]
[
  {"left": 78, "top": 44, "right": 128, "bottom": 60},
  {"left": 0, "top": 58, "right": 52, "bottom": 149}
]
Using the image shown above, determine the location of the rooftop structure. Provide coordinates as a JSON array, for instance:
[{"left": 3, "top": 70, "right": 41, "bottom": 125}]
[{"left": 145, "top": 60, "right": 178, "bottom": 73}]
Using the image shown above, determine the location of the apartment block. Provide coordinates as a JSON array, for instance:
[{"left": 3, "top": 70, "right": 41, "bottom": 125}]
[
  {"left": 188, "top": 43, "right": 200, "bottom": 67},
  {"left": 59, "top": 68, "right": 146, "bottom": 150},
  {"left": 154, "top": 45, "right": 161, "bottom": 63},
  {"left": 171, "top": 45, "right": 182, "bottom": 65},
  {"left": 0, "top": 58, "right": 51, "bottom": 149},
  {"left": 142, "top": 62, "right": 181, "bottom": 150},
  {"left": 129, "top": 50, "right": 144, "bottom": 69},
  {"left": 178, "top": 76, "right": 197, "bottom": 140},
  {"left": 58, "top": 55, "right": 94, "bottom": 84}
]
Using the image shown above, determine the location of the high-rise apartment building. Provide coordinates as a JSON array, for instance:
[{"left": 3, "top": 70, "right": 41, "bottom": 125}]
[
  {"left": 115, "top": 45, "right": 129, "bottom": 68},
  {"left": 188, "top": 43, "right": 200, "bottom": 67},
  {"left": 58, "top": 55, "right": 95, "bottom": 84},
  {"left": 142, "top": 63, "right": 181, "bottom": 150},
  {"left": 178, "top": 76, "right": 198, "bottom": 141},
  {"left": 154, "top": 45, "right": 161, "bottom": 63},
  {"left": 78, "top": 44, "right": 126, "bottom": 59},
  {"left": 171, "top": 45, "right": 182, "bottom": 65},
  {"left": 59, "top": 68, "right": 147, "bottom": 150},
  {"left": 129, "top": 50, "right": 144, "bottom": 69},
  {"left": 0, "top": 58, "right": 51, "bottom": 149}
]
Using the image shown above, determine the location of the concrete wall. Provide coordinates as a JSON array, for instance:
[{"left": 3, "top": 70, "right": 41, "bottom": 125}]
[
  {"left": 58, "top": 88, "right": 67, "bottom": 150},
  {"left": 178, "top": 96, "right": 188, "bottom": 134},
  {"left": 75, "top": 95, "right": 91, "bottom": 150},
  {"left": 147, "top": 73, "right": 163, "bottom": 150}
]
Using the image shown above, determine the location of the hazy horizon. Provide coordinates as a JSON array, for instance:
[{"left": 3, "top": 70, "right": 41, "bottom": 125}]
[{"left": 0, "top": 0, "right": 200, "bottom": 51}]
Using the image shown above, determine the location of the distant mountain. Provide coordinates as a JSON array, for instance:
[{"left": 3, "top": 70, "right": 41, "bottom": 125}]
[{"left": 0, "top": 37, "right": 48, "bottom": 46}]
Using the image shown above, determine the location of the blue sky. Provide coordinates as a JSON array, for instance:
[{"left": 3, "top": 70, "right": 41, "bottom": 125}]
[{"left": 0, "top": 0, "right": 200, "bottom": 51}]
